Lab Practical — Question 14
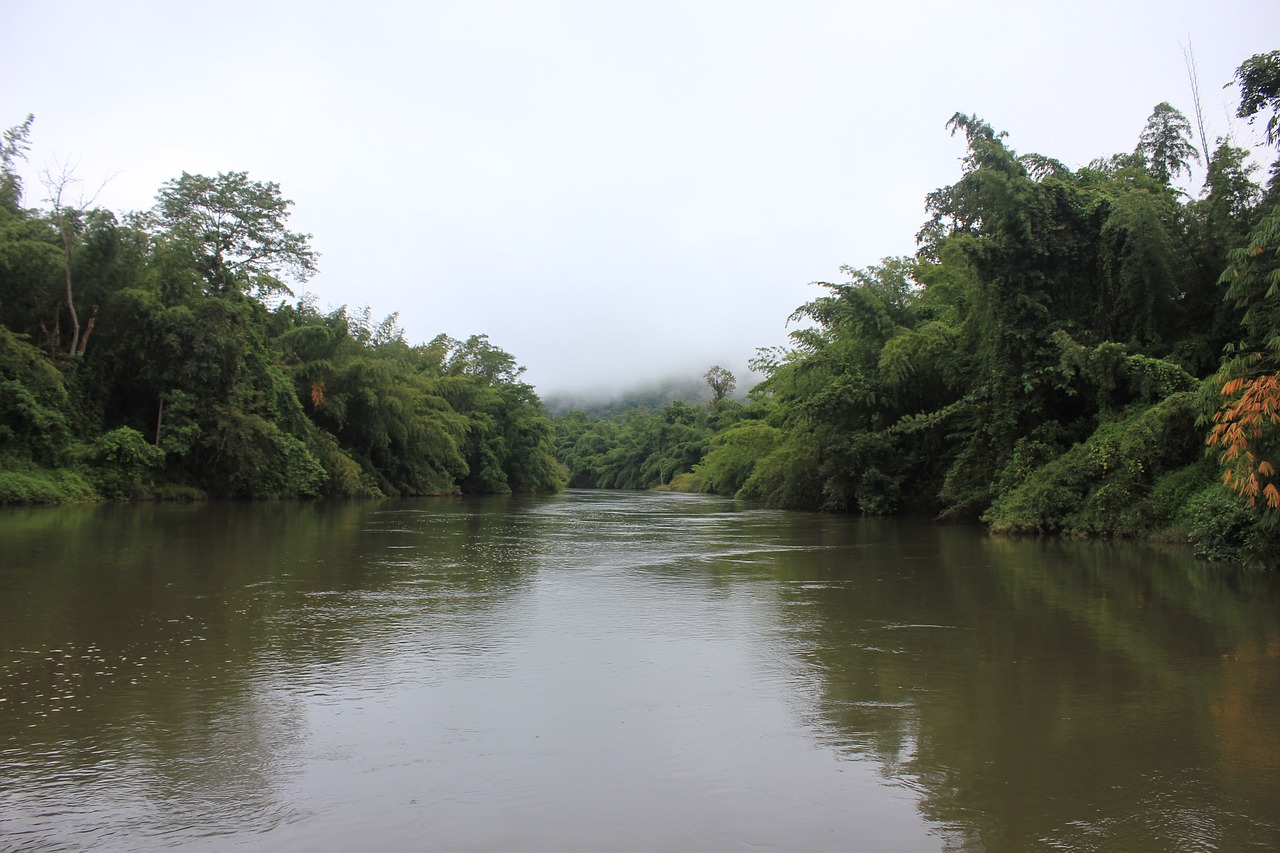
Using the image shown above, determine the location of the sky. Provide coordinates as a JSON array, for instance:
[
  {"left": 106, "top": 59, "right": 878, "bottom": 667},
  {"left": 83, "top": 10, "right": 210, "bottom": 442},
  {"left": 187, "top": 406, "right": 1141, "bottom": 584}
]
[{"left": 3, "top": 1, "right": 1278, "bottom": 396}]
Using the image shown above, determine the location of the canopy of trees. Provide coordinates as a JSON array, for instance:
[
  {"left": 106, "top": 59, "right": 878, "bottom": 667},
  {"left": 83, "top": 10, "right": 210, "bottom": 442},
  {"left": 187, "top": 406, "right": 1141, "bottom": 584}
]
[
  {"left": 0, "top": 150, "right": 564, "bottom": 502},
  {"left": 8, "top": 50, "right": 1280, "bottom": 567},
  {"left": 552, "top": 51, "right": 1280, "bottom": 567}
]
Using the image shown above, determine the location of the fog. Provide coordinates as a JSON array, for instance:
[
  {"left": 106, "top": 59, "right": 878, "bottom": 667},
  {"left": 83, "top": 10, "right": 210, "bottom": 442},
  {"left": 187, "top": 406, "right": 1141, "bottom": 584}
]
[{"left": 4, "top": 0, "right": 1277, "bottom": 395}]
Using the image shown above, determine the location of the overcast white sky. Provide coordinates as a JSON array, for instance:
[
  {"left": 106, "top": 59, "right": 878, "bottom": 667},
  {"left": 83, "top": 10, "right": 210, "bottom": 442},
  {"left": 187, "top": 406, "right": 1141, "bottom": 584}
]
[{"left": 3, "top": 1, "right": 1278, "bottom": 395}]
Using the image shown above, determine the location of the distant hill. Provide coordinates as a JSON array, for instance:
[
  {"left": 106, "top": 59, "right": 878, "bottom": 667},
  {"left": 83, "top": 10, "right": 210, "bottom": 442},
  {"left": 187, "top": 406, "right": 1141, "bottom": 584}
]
[{"left": 542, "top": 376, "right": 713, "bottom": 418}]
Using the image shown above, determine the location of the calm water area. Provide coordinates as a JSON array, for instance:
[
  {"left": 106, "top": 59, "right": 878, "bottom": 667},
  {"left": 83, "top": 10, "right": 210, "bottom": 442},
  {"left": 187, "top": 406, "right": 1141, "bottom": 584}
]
[{"left": 1, "top": 490, "right": 1278, "bottom": 851}]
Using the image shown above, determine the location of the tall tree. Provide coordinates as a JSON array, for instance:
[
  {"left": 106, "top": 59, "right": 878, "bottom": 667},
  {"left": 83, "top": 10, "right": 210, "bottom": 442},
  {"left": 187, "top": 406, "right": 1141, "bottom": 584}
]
[
  {"left": 0, "top": 114, "right": 34, "bottom": 212},
  {"left": 150, "top": 171, "right": 317, "bottom": 298},
  {"left": 1136, "top": 102, "right": 1201, "bottom": 187},
  {"left": 0, "top": 116, "right": 64, "bottom": 348},
  {"left": 1204, "top": 52, "right": 1280, "bottom": 549},
  {"left": 704, "top": 365, "right": 736, "bottom": 401}
]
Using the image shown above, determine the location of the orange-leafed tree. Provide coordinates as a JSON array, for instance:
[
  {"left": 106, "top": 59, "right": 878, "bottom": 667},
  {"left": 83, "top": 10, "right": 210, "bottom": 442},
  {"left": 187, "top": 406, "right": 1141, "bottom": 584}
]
[
  {"left": 1207, "top": 211, "right": 1280, "bottom": 513},
  {"left": 1209, "top": 366, "right": 1280, "bottom": 509},
  {"left": 1206, "top": 51, "right": 1280, "bottom": 517}
]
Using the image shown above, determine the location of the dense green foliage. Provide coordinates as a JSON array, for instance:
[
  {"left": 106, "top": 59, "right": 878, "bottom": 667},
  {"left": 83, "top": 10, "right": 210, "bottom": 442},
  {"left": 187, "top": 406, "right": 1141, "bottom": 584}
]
[
  {"left": 9, "top": 51, "right": 1280, "bottom": 567},
  {"left": 555, "top": 52, "right": 1280, "bottom": 566},
  {"left": 0, "top": 137, "right": 564, "bottom": 503},
  {"left": 555, "top": 398, "right": 747, "bottom": 490}
]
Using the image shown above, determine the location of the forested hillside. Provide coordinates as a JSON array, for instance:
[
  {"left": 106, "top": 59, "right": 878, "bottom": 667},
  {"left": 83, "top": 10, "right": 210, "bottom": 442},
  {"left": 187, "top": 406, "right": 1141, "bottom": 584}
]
[
  {"left": 0, "top": 129, "right": 564, "bottom": 502},
  {"left": 556, "top": 51, "right": 1280, "bottom": 565},
  {"left": 542, "top": 373, "right": 734, "bottom": 419}
]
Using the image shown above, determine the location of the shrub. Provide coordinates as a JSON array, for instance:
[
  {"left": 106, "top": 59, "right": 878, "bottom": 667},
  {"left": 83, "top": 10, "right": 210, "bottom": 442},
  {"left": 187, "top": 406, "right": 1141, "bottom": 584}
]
[
  {"left": 0, "top": 466, "right": 97, "bottom": 505},
  {"left": 663, "top": 472, "right": 703, "bottom": 492},
  {"left": 739, "top": 437, "right": 824, "bottom": 508},
  {"left": 308, "top": 428, "right": 381, "bottom": 498},
  {"left": 1179, "top": 483, "right": 1261, "bottom": 564},
  {"left": 82, "top": 427, "right": 165, "bottom": 498},
  {"left": 984, "top": 393, "right": 1201, "bottom": 536},
  {"left": 0, "top": 328, "right": 74, "bottom": 467},
  {"left": 694, "top": 422, "right": 783, "bottom": 496},
  {"left": 147, "top": 483, "right": 207, "bottom": 502},
  {"left": 1147, "top": 460, "right": 1217, "bottom": 530}
]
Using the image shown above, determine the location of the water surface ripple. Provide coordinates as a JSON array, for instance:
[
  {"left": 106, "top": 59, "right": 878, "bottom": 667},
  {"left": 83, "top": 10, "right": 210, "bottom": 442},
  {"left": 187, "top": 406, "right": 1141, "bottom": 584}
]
[{"left": 2, "top": 491, "right": 1278, "bottom": 851}]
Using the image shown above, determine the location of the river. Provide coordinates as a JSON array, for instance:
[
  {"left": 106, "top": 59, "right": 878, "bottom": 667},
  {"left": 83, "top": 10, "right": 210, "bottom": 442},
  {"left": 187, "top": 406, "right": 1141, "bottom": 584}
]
[{"left": 1, "top": 490, "right": 1278, "bottom": 851}]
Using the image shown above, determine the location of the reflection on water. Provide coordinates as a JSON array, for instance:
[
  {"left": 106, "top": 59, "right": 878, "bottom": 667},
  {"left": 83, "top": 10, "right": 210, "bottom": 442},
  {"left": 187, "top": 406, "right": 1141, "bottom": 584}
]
[{"left": 1, "top": 492, "right": 1278, "bottom": 851}]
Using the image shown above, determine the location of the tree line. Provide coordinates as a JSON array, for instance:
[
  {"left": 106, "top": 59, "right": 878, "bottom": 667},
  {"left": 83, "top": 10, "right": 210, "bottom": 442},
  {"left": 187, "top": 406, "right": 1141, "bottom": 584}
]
[
  {"left": 556, "top": 51, "right": 1280, "bottom": 566},
  {"left": 0, "top": 135, "right": 565, "bottom": 502},
  {"left": 6, "top": 51, "right": 1280, "bottom": 565}
]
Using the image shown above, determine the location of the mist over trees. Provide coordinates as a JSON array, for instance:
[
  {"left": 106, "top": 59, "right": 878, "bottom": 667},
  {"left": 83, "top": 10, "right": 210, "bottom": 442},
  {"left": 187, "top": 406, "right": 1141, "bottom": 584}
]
[{"left": 554, "top": 50, "right": 1280, "bottom": 567}]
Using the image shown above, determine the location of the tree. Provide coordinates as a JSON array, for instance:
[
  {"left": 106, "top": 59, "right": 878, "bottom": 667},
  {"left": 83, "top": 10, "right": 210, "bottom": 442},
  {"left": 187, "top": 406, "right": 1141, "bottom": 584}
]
[
  {"left": 1097, "top": 188, "right": 1182, "bottom": 346},
  {"left": 1232, "top": 51, "right": 1280, "bottom": 147},
  {"left": 150, "top": 171, "right": 317, "bottom": 298},
  {"left": 695, "top": 421, "right": 783, "bottom": 496},
  {"left": 1136, "top": 102, "right": 1201, "bottom": 186},
  {"left": 704, "top": 365, "right": 736, "bottom": 401},
  {"left": 41, "top": 162, "right": 109, "bottom": 356},
  {"left": 1207, "top": 208, "right": 1280, "bottom": 516},
  {"left": 443, "top": 333, "right": 525, "bottom": 384},
  {"left": 1, "top": 114, "right": 34, "bottom": 212},
  {"left": 1201, "top": 141, "right": 1263, "bottom": 225},
  {"left": 1204, "top": 52, "right": 1280, "bottom": 546},
  {"left": 0, "top": 325, "right": 74, "bottom": 467}
]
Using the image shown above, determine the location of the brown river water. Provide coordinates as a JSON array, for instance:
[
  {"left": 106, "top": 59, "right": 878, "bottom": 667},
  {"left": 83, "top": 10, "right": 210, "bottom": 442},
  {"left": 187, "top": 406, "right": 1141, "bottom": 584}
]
[{"left": 1, "top": 490, "right": 1278, "bottom": 851}]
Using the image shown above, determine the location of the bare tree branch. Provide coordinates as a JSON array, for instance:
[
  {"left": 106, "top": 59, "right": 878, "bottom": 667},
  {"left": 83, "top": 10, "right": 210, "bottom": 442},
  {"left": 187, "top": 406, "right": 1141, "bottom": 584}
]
[
  {"left": 39, "top": 160, "right": 117, "bottom": 356},
  {"left": 1181, "top": 38, "right": 1212, "bottom": 169}
]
